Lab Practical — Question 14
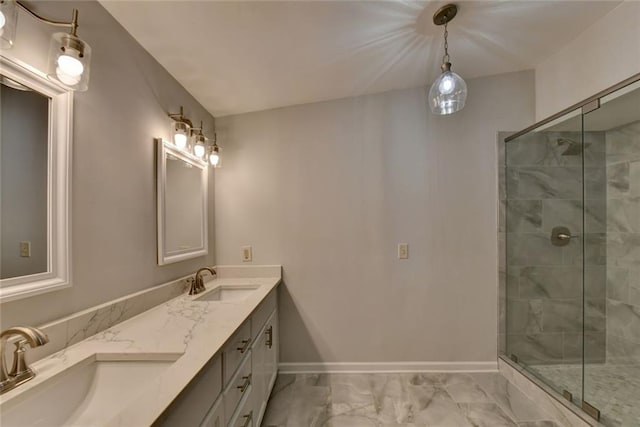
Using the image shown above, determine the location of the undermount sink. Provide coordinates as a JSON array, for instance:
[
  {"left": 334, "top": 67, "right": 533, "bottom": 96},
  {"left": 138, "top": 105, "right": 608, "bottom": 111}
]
[
  {"left": 195, "top": 285, "right": 260, "bottom": 302},
  {"left": 0, "top": 354, "right": 180, "bottom": 426}
]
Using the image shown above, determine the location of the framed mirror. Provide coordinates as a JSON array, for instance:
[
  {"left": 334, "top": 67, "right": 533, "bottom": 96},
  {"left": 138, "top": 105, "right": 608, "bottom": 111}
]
[
  {"left": 157, "top": 138, "right": 208, "bottom": 265},
  {"left": 0, "top": 55, "right": 72, "bottom": 302}
]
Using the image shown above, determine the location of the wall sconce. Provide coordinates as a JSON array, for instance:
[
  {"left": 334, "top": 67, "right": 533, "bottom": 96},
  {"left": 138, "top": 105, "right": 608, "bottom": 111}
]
[
  {"left": 192, "top": 121, "right": 207, "bottom": 159},
  {"left": 168, "top": 106, "right": 193, "bottom": 151},
  {"left": 0, "top": 0, "right": 92, "bottom": 91},
  {"left": 428, "top": 4, "right": 467, "bottom": 115},
  {"left": 209, "top": 134, "right": 221, "bottom": 168}
]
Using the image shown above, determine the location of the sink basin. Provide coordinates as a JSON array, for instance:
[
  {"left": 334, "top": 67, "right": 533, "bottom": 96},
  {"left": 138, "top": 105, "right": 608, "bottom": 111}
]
[
  {"left": 0, "top": 354, "right": 180, "bottom": 426},
  {"left": 195, "top": 285, "right": 260, "bottom": 302}
]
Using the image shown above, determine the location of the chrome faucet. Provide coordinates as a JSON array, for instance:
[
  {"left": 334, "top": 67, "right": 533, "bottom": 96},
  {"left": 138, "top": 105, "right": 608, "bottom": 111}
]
[
  {"left": 188, "top": 267, "right": 216, "bottom": 295},
  {"left": 0, "top": 326, "right": 49, "bottom": 394}
]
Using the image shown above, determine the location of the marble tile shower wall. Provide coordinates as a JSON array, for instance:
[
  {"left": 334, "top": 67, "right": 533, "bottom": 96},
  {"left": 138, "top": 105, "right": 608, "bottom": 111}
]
[
  {"left": 605, "top": 120, "right": 640, "bottom": 365},
  {"left": 499, "top": 131, "right": 607, "bottom": 365}
]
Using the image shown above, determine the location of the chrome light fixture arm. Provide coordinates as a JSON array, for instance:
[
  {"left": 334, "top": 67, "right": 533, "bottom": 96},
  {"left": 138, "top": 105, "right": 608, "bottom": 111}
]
[
  {"left": 16, "top": 1, "right": 78, "bottom": 35},
  {"left": 168, "top": 106, "right": 194, "bottom": 127}
]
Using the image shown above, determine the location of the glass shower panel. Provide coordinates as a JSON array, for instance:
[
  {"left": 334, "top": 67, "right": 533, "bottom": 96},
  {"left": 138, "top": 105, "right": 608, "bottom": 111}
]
[
  {"left": 582, "top": 81, "right": 640, "bottom": 426},
  {"left": 505, "top": 108, "right": 585, "bottom": 402}
]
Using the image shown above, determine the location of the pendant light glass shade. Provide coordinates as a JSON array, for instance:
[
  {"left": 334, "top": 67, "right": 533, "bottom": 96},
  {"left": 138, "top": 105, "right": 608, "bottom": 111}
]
[
  {"left": 47, "top": 32, "right": 91, "bottom": 91},
  {"left": 0, "top": 0, "right": 18, "bottom": 48},
  {"left": 429, "top": 62, "right": 467, "bottom": 115}
]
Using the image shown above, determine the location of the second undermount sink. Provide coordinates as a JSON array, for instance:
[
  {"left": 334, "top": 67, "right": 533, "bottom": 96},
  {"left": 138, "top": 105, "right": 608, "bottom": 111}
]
[
  {"left": 0, "top": 353, "right": 180, "bottom": 427},
  {"left": 195, "top": 284, "right": 260, "bottom": 302}
]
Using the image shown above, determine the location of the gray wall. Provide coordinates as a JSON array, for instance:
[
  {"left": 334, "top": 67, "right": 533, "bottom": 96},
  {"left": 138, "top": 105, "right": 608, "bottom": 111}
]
[
  {"left": 0, "top": 1, "right": 215, "bottom": 328},
  {"left": 215, "top": 70, "right": 534, "bottom": 364},
  {"left": 1, "top": 85, "right": 48, "bottom": 279},
  {"left": 606, "top": 120, "right": 640, "bottom": 364}
]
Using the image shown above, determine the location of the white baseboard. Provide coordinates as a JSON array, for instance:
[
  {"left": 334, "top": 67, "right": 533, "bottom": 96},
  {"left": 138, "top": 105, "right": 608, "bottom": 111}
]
[{"left": 279, "top": 361, "right": 498, "bottom": 374}]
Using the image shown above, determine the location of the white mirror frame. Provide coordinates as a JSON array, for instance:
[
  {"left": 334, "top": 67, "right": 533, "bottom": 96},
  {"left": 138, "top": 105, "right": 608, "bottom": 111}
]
[
  {"left": 157, "top": 138, "right": 208, "bottom": 265},
  {"left": 0, "top": 56, "right": 72, "bottom": 302}
]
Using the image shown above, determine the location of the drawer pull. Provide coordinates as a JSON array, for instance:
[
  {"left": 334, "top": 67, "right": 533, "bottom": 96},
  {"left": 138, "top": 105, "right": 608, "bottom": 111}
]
[
  {"left": 241, "top": 410, "right": 253, "bottom": 427},
  {"left": 236, "top": 373, "right": 252, "bottom": 393},
  {"left": 237, "top": 338, "right": 251, "bottom": 353},
  {"left": 266, "top": 326, "right": 273, "bottom": 349}
]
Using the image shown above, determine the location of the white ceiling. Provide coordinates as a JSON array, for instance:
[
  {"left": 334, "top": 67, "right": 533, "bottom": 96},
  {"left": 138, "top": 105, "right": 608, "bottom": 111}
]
[{"left": 100, "top": 1, "right": 621, "bottom": 117}]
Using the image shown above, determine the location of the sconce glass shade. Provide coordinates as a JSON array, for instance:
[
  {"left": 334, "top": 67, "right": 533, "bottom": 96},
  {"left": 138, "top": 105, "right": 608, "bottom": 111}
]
[
  {"left": 209, "top": 146, "right": 220, "bottom": 167},
  {"left": 193, "top": 134, "right": 206, "bottom": 158},
  {"left": 47, "top": 32, "right": 91, "bottom": 91},
  {"left": 173, "top": 121, "right": 189, "bottom": 150},
  {"left": 428, "top": 63, "right": 467, "bottom": 115},
  {"left": 0, "top": 0, "right": 18, "bottom": 49}
]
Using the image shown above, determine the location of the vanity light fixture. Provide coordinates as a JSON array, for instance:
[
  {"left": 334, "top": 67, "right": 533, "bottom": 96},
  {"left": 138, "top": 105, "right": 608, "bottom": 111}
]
[
  {"left": 428, "top": 4, "right": 467, "bottom": 115},
  {"left": 0, "top": 0, "right": 92, "bottom": 91},
  {"left": 192, "top": 121, "right": 207, "bottom": 159},
  {"left": 167, "top": 107, "right": 218, "bottom": 166},
  {"left": 209, "top": 134, "right": 221, "bottom": 168},
  {"left": 168, "top": 106, "right": 193, "bottom": 151}
]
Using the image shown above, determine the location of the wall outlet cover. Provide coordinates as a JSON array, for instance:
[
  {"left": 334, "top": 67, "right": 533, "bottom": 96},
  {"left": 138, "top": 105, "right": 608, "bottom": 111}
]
[
  {"left": 241, "top": 246, "right": 252, "bottom": 262},
  {"left": 20, "top": 241, "right": 31, "bottom": 257},
  {"left": 398, "top": 243, "right": 408, "bottom": 259}
]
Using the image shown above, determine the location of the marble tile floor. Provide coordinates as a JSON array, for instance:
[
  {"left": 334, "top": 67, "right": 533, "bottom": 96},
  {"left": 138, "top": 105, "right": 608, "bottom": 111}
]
[
  {"left": 261, "top": 372, "right": 563, "bottom": 427},
  {"left": 531, "top": 364, "right": 640, "bottom": 426}
]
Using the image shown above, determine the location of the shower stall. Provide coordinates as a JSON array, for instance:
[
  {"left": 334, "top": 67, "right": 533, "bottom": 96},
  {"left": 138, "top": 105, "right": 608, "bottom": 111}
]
[{"left": 499, "top": 74, "right": 640, "bottom": 426}]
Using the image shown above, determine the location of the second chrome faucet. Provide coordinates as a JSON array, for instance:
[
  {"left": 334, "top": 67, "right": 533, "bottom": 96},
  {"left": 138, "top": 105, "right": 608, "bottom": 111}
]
[{"left": 188, "top": 267, "right": 216, "bottom": 295}]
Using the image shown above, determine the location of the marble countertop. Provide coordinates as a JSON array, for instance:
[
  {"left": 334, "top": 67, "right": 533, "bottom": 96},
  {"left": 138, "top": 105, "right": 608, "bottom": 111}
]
[{"left": 0, "top": 273, "right": 281, "bottom": 426}]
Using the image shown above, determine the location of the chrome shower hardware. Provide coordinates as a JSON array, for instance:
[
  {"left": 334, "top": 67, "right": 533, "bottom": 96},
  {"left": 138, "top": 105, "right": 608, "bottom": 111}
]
[{"left": 550, "top": 226, "right": 576, "bottom": 247}]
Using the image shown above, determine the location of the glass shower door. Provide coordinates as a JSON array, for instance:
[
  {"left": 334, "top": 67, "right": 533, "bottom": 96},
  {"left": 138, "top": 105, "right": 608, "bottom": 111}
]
[
  {"left": 582, "top": 80, "right": 640, "bottom": 426},
  {"left": 504, "top": 108, "right": 586, "bottom": 404}
]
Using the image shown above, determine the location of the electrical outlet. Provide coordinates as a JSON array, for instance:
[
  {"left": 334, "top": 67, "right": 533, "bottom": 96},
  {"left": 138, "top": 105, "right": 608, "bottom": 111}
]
[
  {"left": 20, "top": 241, "right": 31, "bottom": 257},
  {"left": 398, "top": 243, "right": 408, "bottom": 259},
  {"left": 241, "top": 246, "right": 252, "bottom": 262}
]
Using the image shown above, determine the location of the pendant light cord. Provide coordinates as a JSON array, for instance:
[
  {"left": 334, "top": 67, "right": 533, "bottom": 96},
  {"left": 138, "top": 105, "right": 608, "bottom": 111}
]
[{"left": 442, "top": 18, "right": 450, "bottom": 64}]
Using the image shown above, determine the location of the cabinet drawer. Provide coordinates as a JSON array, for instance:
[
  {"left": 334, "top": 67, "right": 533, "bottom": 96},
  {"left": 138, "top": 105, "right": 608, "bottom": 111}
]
[
  {"left": 251, "top": 289, "right": 277, "bottom": 340},
  {"left": 223, "top": 321, "right": 252, "bottom": 386},
  {"left": 223, "top": 351, "right": 252, "bottom": 426},
  {"left": 228, "top": 384, "right": 254, "bottom": 427},
  {"left": 200, "top": 396, "right": 224, "bottom": 427}
]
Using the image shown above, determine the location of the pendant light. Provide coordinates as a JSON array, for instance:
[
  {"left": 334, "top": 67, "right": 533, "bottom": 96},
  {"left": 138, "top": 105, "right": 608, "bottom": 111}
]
[
  {"left": 0, "top": 1, "right": 92, "bottom": 91},
  {"left": 428, "top": 4, "right": 467, "bottom": 115}
]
